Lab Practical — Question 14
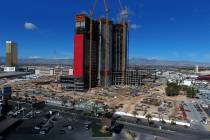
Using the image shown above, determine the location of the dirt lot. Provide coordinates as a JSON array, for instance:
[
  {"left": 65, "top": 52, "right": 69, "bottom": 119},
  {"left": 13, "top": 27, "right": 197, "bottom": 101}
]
[{"left": 8, "top": 76, "right": 196, "bottom": 122}]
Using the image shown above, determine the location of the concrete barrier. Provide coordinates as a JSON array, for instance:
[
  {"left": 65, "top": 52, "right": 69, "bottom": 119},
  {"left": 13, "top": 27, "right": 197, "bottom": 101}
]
[{"left": 114, "top": 111, "right": 191, "bottom": 127}]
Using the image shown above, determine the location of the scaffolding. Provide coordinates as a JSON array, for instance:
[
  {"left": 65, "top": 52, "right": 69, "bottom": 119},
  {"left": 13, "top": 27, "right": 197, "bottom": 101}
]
[{"left": 112, "top": 68, "right": 157, "bottom": 86}]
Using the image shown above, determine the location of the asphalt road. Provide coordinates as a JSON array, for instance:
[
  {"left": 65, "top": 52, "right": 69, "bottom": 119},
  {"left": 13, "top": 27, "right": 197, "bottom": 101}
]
[
  {"left": 48, "top": 105, "right": 210, "bottom": 140},
  {"left": 117, "top": 120, "right": 210, "bottom": 140}
]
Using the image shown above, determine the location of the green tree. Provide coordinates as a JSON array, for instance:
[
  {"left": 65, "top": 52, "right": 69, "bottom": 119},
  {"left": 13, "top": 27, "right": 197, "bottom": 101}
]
[
  {"left": 186, "top": 87, "right": 196, "bottom": 98},
  {"left": 146, "top": 113, "right": 152, "bottom": 126},
  {"left": 62, "top": 97, "right": 68, "bottom": 106},
  {"left": 165, "top": 82, "right": 180, "bottom": 96},
  {"left": 132, "top": 110, "right": 138, "bottom": 123}
]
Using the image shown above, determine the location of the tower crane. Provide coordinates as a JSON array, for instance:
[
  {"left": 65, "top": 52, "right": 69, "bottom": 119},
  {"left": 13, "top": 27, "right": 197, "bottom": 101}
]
[{"left": 89, "top": 0, "right": 109, "bottom": 89}]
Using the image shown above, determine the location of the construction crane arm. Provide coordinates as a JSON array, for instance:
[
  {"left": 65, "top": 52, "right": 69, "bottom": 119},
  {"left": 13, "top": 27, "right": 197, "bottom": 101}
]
[
  {"left": 118, "top": 0, "right": 123, "bottom": 11},
  {"left": 103, "top": 0, "right": 109, "bottom": 13},
  {"left": 90, "top": 0, "right": 98, "bottom": 17}
]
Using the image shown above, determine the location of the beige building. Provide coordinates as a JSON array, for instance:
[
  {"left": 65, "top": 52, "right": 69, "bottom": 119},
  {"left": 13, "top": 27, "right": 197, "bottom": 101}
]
[
  {"left": 35, "top": 67, "right": 73, "bottom": 77},
  {"left": 54, "top": 67, "right": 73, "bottom": 76},
  {"left": 35, "top": 67, "right": 54, "bottom": 76},
  {"left": 6, "top": 41, "right": 18, "bottom": 66}
]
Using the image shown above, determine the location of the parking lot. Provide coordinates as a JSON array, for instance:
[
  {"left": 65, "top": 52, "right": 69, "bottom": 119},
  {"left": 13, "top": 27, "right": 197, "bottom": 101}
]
[
  {"left": 4, "top": 105, "right": 98, "bottom": 140},
  {"left": 184, "top": 103, "right": 206, "bottom": 130},
  {"left": 1, "top": 104, "right": 169, "bottom": 140}
]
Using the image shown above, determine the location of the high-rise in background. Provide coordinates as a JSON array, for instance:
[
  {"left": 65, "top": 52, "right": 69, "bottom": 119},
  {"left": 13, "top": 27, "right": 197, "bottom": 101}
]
[{"left": 6, "top": 41, "right": 18, "bottom": 67}]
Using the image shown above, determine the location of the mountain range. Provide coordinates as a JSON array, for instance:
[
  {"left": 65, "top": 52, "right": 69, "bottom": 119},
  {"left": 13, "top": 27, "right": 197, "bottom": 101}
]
[
  {"left": 128, "top": 58, "right": 210, "bottom": 67},
  {"left": 0, "top": 57, "right": 210, "bottom": 67}
]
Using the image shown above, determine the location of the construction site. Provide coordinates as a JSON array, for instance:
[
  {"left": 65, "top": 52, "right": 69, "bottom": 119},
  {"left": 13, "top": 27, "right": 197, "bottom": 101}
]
[
  {"left": 2, "top": 1, "right": 210, "bottom": 140},
  {"left": 1, "top": 74, "right": 194, "bottom": 124},
  {"left": 0, "top": 0, "right": 191, "bottom": 124},
  {"left": 2, "top": 1, "right": 210, "bottom": 135}
]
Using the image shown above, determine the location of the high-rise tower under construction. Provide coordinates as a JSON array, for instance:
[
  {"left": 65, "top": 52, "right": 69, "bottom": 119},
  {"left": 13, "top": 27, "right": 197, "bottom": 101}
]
[{"left": 73, "top": 14, "right": 127, "bottom": 91}]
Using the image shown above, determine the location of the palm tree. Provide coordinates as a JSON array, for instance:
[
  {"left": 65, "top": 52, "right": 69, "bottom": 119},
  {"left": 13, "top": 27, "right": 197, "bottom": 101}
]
[
  {"left": 15, "top": 92, "right": 19, "bottom": 99},
  {"left": 146, "top": 113, "right": 152, "bottom": 126},
  {"left": 62, "top": 97, "right": 68, "bottom": 106},
  {"left": 159, "top": 113, "right": 165, "bottom": 124},
  {"left": 24, "top": 93, "right": 29, "bottom": 98},
  {"left": 132, "top": 110, "right": 138, "bottom": 117},
  {"left": 171, "top": 118, "right": 176, "bottom": 125},
  {"left": 133, "top": 110, "right": 141, "bottom": 124}
]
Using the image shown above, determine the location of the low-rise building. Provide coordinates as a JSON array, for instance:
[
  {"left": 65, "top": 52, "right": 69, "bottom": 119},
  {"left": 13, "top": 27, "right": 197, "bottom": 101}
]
[
  {"left": 54, "top": 67, "right": 73, "bottom": 76},
  {"left": 35, "top": 67, "right": 54, "bottom": 76},
  {"left": 3, "top": 67, "right": 16, "bottom": 72}
]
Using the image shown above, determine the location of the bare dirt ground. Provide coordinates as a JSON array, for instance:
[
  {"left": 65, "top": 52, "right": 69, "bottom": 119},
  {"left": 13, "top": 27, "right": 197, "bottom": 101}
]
[{"left": 9, "top": 77, "right": 198, "bottom": 122}]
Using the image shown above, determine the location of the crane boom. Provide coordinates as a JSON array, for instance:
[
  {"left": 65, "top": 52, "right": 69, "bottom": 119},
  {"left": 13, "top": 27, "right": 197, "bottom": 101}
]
[{"left": 90, "top": 0, "right": 98, "bottom": 17}]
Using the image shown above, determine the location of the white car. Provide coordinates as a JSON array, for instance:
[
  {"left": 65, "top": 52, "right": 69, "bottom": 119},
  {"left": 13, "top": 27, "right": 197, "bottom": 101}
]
[
  {"left": 35, "top": 111, "right": 41, "bottom": 114},
  {"left": 34, "top": 126, "right": 41, "bottom": 130},
  {"left": 40, "top": 131, "right": 45, "bottom": 135}
]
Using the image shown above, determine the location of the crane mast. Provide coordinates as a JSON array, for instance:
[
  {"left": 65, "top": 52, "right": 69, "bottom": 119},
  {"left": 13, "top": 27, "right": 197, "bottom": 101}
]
[
  {"left": 89, "top": 0, "right": 109, "bottom": 89},
  {"left": 118, "top": 0, "right": 128, "bottom": 85},
  {"left": 103, "top": 0, "right": 109, "bottom": 87}
]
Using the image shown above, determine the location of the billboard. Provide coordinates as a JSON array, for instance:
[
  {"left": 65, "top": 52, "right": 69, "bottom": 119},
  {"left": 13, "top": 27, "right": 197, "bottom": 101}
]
[
  {"left": 73, "top": 34, "right": 84, "bottom": 78},
  {"left": 2, "top": 86, "right": 12, "bottom": 96}
]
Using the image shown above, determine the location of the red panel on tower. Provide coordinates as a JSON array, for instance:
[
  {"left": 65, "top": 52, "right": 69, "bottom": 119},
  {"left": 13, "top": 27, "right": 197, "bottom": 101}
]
[{"left": 73, "top": 34, "right": 84, "bottom": 78}]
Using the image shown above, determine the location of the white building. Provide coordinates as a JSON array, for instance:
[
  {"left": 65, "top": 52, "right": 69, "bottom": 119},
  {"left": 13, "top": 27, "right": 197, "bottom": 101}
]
[
  {"left": 181, "top": 80, "right": 193, "bottom": 86},
  {"left": 54, "top": 67, "right": 73, "bottom": 76},
  {"left": 35, "top": 67, "right": 54, "bottom": 76},
  {"left": 3, "top": 67, "right": 16, "bottom": 72},
  {"left": 69, "top": 68, "right": 73, "bottom": 75},
  {"left": 35, "top": 67, "right": 73, "bottom": 76},
  {"left": 195, "top": 65, "right": 199, "bottom": 73}
]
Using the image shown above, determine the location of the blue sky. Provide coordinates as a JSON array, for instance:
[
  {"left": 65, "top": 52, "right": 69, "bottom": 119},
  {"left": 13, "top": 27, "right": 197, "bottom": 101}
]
[{"left": 0, "top": 0, "right": 210, "bottom": 62}]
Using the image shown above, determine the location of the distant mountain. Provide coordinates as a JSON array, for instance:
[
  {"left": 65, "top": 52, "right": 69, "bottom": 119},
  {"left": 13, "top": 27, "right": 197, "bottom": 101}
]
[
  {"left": 129, "top": 58, "right": 210, "bottom": 67},
  {"left": 0, "top": 57, "right": 210, "bottom": 67},
  {"left": 19, "top": 58, "right": 73, "bottom": 65},
  {"left": 0, "top": 57, "right": 73, "bottom": 65}
]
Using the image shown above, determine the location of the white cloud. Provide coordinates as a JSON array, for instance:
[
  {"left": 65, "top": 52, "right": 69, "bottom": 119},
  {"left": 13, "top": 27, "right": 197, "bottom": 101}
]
[
  {"left": 130, "top": 24, "right": 141, "bottom": 29},
  {"left": 80, "top": 10, "right": 88, "bottom": 15},
  {"left": 28, "top": 56, "right": 41, "bottom": 59},
  {"left": 24, "top": 22, "right": 37, "bottom": 30}
]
